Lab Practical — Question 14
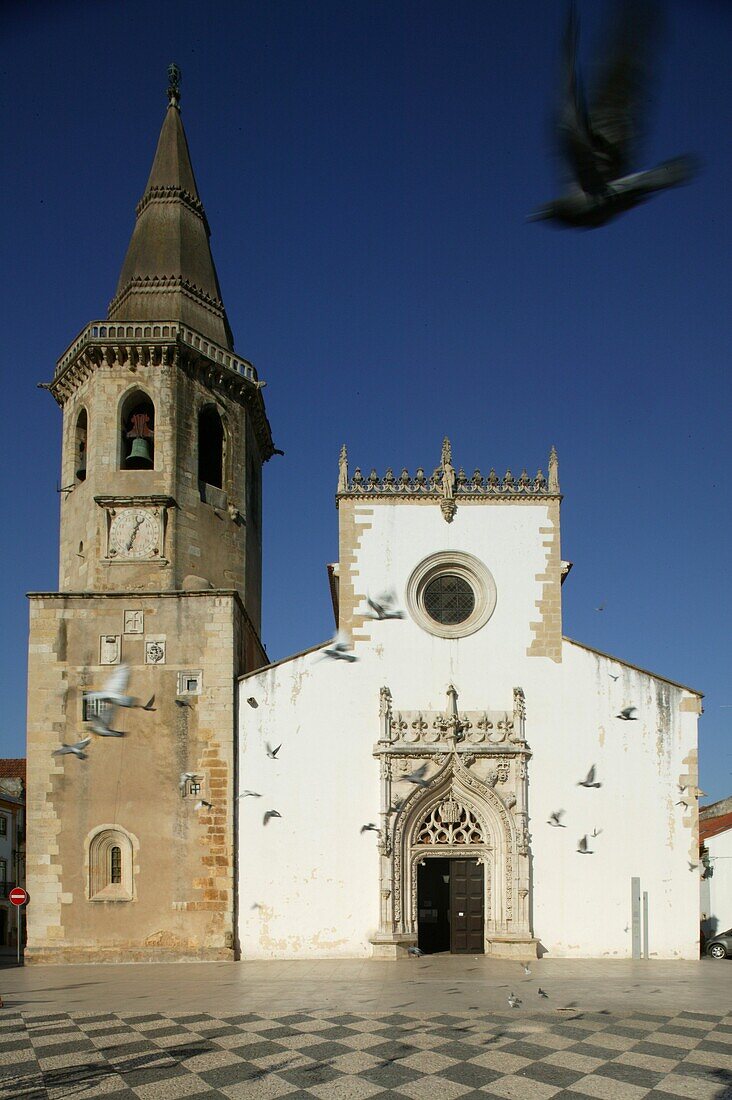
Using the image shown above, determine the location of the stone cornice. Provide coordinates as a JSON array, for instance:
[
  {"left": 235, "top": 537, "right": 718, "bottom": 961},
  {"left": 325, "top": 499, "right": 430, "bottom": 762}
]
[
  {"left": 46, "top": 321, "right": 275, "bottom": 461},
  {"left": 108, "top": 275, "right": 226, "bottom": 320},
  {"left": 135, "top": 185, "right": 210, "bottom": 232}
]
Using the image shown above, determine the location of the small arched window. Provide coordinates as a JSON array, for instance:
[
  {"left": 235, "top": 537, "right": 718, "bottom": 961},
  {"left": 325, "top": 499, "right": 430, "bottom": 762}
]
[
  {"left": 87, "top": 826, "right": 135, "bottom": 901},
  {"left": 75, "top": 408, "right": 88, "bottom": 482},
  {"left": 120, "top": 391, "right": 155, "bottom": 470},
  {"left": 198, "top": 406, "right": 224, "bottom": 489}
]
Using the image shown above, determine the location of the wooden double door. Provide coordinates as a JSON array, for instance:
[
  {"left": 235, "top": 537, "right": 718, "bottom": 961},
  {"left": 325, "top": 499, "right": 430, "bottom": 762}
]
[{"left": 417, "top": 857, "right": 484, "bottom": 954}]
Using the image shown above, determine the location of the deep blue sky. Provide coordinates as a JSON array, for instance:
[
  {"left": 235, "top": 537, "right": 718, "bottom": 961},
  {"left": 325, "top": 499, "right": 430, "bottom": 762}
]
[{"left": 2, "top": 1, "right": 730, "bottom": 802}]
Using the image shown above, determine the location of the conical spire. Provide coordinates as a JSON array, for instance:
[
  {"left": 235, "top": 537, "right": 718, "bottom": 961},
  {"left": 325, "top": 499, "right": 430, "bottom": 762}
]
[{"left": 108, "top": 65, "right": 234, "bottom": 349}]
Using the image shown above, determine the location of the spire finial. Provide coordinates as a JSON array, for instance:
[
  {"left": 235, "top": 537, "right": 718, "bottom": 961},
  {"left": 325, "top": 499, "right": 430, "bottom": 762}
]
[
  {"left": 167, "top": 62, "right": 181, "bottom": 108},
  {"left": 548, "top": 445, "right": 560, "bottom": 493}
]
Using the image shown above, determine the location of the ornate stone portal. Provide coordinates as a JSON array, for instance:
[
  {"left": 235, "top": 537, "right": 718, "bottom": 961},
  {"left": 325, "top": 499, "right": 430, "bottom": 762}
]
[{"left": 371, "top": 685, "right": 537, "bottom": 959}]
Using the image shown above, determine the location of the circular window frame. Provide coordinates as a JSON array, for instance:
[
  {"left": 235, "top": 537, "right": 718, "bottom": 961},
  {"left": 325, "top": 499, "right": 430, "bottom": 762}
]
[{"left": 406, "top": 551, "right": 497, "bottom": 639}]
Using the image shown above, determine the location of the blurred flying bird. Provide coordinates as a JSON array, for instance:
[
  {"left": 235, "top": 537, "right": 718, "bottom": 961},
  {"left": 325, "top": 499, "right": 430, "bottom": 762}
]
[
  {"left": 53, "top": 738, "right": 91, "bottom": 759},
  {"left": 141, "top": 695, "right": 156, "bottom": 711},
  {"left": 591, "top": 827, "right": 603, "bottom": 837},
  {"left": 247, "top": 697, "right": 258, "bottom": 708},
  {"left": 194, "top": 800, "right": 213, "bottom": 811},
  {"left": 531, "top": 1, "right": 695, "bottom": 228},
  {"left": 577, "top": 835, "right": 593, "bottom": 854},
  {"left": 179, "top": 772, "right": 202, "bottom": 794},
  {"left": 365, "top": 590, "right": 405, "bottom": 621},
  {"left": 85, "top": 666, "right": 136, "bottom": 709},
  {"left": 237, "top": 790, "right": 262, "bottom": 799},
  {"left": 508, "top": 993, "right": 521, "bottom": 1008},
  {"left": 548, "top": 810, "right": 566, "bottom": 828},
  {"left": 263, "top": 810, "right": 282, "bottom": 825},
  {"left": 595, "top": 604, "right": 605, "bottom": 612},
  {"left": 361, "top": 823, "right": 380, "bottom": 834},
  {"left": 408, "top": 946, "right": 424, "bottom": 957},
  {"left": 522, "top": 963, "right": 531, "bottom": 975},
  {"left": 578, "top": 765, "right": 601, "bottom": 788},
  {"left": 688, "top": 861, "right": 699, "bottom": 871},
  {"left": 175, "top": 698, "right": 193, "bottom": 708},
  {"left": 89, "top": 717, "right": 125, "bottom": 737},
  {"left": 617, "top": 706, "right": 638, "bottom": 721},
  {"left": 609, "top": 674, "right": 620, "bottom": 682},
  {"left": 321, "top": 631, "right": 358, "bottom": 662},
  {"left": 538, "top": 988, "right": 549, "bottom": 998},
  {"left": 403, "top": 763, "right": 430, "bottom": 788},
  {"left": 266, "top": 742, "right": 281, "bottom": 759}
]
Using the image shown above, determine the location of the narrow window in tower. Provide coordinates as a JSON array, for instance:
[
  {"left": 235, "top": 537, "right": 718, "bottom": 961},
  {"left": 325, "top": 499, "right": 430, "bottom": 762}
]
[
  {"left": 110, "top": 846, "right": 122, "bottom": 884},
  {"left": 75, "top": 408, "right": 88, "bottom": 481},
  {"left": 120, "top": 391, "right": 155, "bottom": 470},
  {"left": 198, "top": 406, "right": 224, "bottom": 489}
]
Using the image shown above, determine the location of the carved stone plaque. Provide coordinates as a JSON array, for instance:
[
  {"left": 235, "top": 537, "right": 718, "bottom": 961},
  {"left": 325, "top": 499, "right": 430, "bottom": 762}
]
[
  {"left": 100, "top": 635, "right": 120, "bottom": 665},
  {"left": 124, "top": 610, "right": 144, "bottom": 635}
]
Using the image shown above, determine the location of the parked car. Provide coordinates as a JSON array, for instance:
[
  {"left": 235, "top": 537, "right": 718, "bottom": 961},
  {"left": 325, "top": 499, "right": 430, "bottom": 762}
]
[{"left": 706, "top": 928, "right": 732, "bottom": 959}]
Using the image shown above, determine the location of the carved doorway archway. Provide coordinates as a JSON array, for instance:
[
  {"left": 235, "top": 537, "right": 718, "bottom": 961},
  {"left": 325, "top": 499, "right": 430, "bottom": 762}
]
[{"left": 371, "top": 684, "right": 537, "bottom": 960}]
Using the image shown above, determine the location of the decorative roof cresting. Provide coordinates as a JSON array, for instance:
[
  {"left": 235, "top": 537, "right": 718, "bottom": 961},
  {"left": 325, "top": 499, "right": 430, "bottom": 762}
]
[{"left": 336, "top": 439, "right": 560, "bottom": 509}]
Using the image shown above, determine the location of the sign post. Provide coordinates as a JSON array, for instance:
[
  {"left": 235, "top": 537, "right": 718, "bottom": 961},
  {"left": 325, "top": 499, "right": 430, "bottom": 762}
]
[{"left": 9, "top": 887, "right": 28, "bottom": 965}]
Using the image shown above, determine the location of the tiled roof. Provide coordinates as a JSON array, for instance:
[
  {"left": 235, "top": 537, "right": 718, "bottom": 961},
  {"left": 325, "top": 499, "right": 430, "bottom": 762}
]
[
  {"left": 0, "top": 759, "right": 26, "bottom": 782},
  {"left": 700, "top": 811, "right": 732, "bottom": 843}
]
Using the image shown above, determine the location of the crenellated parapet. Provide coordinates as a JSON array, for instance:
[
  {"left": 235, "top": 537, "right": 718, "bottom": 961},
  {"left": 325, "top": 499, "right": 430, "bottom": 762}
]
[{"left": 337, "top": 438, "right": 560, "bottom": 520}]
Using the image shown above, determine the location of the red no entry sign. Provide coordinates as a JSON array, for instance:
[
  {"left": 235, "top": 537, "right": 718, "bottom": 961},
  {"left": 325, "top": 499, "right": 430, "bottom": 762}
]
[{"left": 8, "top": 887, "right": 28, "bottom": 907}]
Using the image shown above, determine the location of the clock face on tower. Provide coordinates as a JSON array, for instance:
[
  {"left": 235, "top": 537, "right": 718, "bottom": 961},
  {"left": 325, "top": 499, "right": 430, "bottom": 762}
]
[{"left": 108, "top": 508, "right": 160, "bottom": 559}]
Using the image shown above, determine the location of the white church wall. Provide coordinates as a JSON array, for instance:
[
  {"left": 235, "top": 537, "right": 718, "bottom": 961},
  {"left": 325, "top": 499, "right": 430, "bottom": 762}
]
[
  {"left": 530, "top": 640, "right": 700, "bottom": 959},
  {"left": 237, "top": 498, "right": 700, "bottom": 959},
  {"left": 703, "top": 829, "right": 732, "bottom": 935}
]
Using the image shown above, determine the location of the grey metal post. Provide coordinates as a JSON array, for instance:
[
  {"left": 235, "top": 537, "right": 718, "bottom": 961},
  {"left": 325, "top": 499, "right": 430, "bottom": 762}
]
[
  {"left": 17, "top": 906, "right": 20, "bottom": 965},
  {"left": 642, "top": 892, "right": 649, "bottom": 959},
  {"left": 631, "top": 877, "right": 641, "bottom": 959}
]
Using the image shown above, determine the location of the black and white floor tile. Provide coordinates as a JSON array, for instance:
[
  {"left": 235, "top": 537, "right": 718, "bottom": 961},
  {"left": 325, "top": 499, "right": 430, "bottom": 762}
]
[{"left": 1, "top": 1006, "right": 730, "bottom": 1099}]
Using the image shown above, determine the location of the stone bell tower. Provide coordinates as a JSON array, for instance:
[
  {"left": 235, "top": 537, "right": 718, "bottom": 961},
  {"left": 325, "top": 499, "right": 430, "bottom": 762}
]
[{"left": 25, "top": 67, "right": 274, "bottom": 962}]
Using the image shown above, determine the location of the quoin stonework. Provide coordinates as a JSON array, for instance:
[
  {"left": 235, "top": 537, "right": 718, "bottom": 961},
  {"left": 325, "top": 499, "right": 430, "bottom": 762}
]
[{"left": 26, "top": 73, "right": 703, "bottom": 963}]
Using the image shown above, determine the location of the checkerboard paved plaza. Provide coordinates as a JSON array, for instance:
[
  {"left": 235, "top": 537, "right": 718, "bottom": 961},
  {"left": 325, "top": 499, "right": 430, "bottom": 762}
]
[{"left": 1, "top": 1003, "right": 731, "bottom": 1100}]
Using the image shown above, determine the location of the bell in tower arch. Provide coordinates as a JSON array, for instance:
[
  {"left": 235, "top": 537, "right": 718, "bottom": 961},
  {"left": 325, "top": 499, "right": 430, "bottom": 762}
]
[{"left": 123, "top": 402, "right": 155, "bottom": 470}]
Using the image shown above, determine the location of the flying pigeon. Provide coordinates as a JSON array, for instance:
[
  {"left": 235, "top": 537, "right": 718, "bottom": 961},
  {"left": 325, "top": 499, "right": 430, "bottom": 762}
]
[
  {"left": 89, "top": 717, "right": 125, "bottom": 738},
  {"left": 688, "top": 861, "right": 699, "bottom": 872},
  {"left": 407, "top": 946, "right": 424, "bottom": 957},
  {"left": 53, "top": 737, "right": 91, "bottom": 759},
  {"left": 591, "top": 827, "right": 603, "bottom": 838},
  {"left": 403, "top": 763, "right": 430, "bottom": 788},
  {"left": 321, "top": 631, "right": 358, "bottom": 662},
  {"left": 577, "top": 835, "right": 593, "bottom": 854},
  {"left": 578, "top": 765, "right": 601, "bottom": 788},
  {"left": 532, "top": 2, "right": 695, "bottom": 229},
  {"left": 521, "top": 963, "right": 531, "bottom": 975},
  {"left": 365, "top": 590, "right": 405, "bottom": 621},
  {"left": 548, "top": 810, "right": 566, "bottom": 828},
  {"left": 609, "top": 674, "right": 620, "bottom": 682},
  {"left": 84, "top": 666, "right": 136, "bottom": 709},
  {"left": 508, "top": 993, "right": 521, "bottom": 1008},
  {"left": 266, "top": 742, "right": 281, "bottom": 759},
  {"left": 538, "top": 988, "right": 549, "bottom": 998},
  {"left": 361, "top": 823, "right": 380, "bottom": 834},
  {"left": 179, "top": 772, "right": 202, "bottom": 794},
  {"left": 194, "top": 800, "right": 213, "bottom": 811},
  {"left": 247, "top": 697, "right": 258, "bottom": 708},
  {"left": 175, "top": 698, "right": 193, "bottom": 708},
  {"left": 141, "top": 695, "right": 156, "bottom": 711},
  {"left": 237, "top": 790, "right": 262, "bottom": 799},
  {"left": 263, "top": 810, "right": 282, "bottom": 825},
  {"left": 617, "top": 706, "right": 638, "bottom": 721},
  {"left": 595, "top": 604, "right": 605, "bottom": 612}
]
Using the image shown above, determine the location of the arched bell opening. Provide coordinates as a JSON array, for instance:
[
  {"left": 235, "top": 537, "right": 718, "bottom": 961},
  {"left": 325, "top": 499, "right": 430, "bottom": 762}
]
[
  {"left": 198, "top": 405, "right": 225, "bottom": 490},
  {"left": 120, "top": 390, "right": 155, "bottom": 470},
  {"left": 74, "top": 408, "right": 88, "bottom": 482}
]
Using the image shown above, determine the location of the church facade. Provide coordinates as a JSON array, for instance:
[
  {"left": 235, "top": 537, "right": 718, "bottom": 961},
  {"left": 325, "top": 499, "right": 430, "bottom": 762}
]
[{"left": 25, "top": 78, "right": 702, "bottom": 963}]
